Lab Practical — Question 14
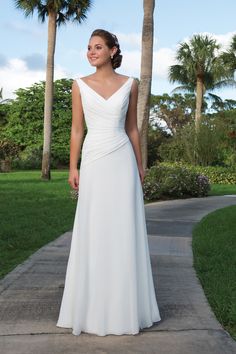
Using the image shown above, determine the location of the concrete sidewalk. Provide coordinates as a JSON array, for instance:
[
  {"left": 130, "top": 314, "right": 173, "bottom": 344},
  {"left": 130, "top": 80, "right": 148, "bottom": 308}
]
[{"left": 0, "top": 196, "right": 236, "bottom": 354}]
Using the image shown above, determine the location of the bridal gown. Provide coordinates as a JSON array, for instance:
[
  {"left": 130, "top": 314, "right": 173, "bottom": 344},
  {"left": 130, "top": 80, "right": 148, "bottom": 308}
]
[{"left": 56, "top": 76, "right": 161, "bottom": 336}]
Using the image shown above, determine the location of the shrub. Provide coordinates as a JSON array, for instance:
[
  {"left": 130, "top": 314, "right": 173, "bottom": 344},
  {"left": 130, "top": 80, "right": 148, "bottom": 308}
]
[
  {"left": 11, "top": 147, "right": 42, "bottom": 170},
  {"left": 193, "top": 166, "right": 236, "bottom": 184},
  {"left": 142, "top": 165, "right": 163, "bottom": 201},
  {"left": 161, "top": 162, "right": 236, "bottom": 185},
  {"left": 143, "top": 163, "right": 210, "bottom": 202},
  {"left": 11, "top": 145, "right": 73, "bottom": 170},
  {"left": 158, "top": 117, "right": 234, "bottom": 167},
  {"left": 0, "top": 139, "right": 21, "bottom": 172},
  {"left": 0, "top": 139, "right": 21, "bottom": 161}
]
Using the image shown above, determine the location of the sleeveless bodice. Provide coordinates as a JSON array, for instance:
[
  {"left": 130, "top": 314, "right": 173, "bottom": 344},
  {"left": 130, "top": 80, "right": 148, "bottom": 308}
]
[{"left": 76, "top": 77, "right": 134, "bottom": 167}]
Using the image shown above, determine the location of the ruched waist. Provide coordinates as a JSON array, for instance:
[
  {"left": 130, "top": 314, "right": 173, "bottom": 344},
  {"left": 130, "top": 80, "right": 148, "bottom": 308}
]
[
  {"left": 80, "top": 128, "right": 130, "bottom": 167},
  {"left": 87, "top": 126, "right": 126, "bottom": 134}
]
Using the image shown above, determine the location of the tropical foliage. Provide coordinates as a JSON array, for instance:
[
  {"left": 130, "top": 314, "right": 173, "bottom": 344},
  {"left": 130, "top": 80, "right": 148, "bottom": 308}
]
[{"left": 15, "top": 0, "right": 93, "bottom": 180}]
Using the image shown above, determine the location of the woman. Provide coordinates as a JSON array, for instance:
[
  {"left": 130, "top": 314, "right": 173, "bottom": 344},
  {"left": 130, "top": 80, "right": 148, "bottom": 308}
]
[{"left": 56, "top": 29, "right": 161, "bottom": 336}]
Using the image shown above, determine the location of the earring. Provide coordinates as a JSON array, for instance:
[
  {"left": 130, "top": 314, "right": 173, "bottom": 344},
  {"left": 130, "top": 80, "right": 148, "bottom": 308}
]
[{"left": 111, "top": 54, "right": 113, "bottom": 59}]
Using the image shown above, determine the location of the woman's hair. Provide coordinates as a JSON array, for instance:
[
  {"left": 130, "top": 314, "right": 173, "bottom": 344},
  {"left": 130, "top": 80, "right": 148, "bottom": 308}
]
[{"left": 90, "top": 29, "right": 122, "bottom": 69}]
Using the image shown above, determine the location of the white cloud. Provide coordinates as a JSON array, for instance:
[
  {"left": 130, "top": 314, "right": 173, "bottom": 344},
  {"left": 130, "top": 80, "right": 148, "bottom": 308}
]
[
  {"left": 181, "top": 31, "right": 236, "bottom": 51},
  {"left": 120, "top": 50, "right": 141, "bottom": 76},
  {"left": 0, "top": 58, "right": 68, "bottom": 99},
  {"left": 120, "top": 47, "right": 176, "bottom": 80},
  {"left": 116, "top": 32, "right": 159, "bottom": 50},
  {"left": 212, "top": 31, "right": 236, "bottom": 49},
  {"left": 116, "top": 32, "right": 141, "bottom": 49},
  {"left": 153, "top": 48, "right": 176, "bottom": 78}
]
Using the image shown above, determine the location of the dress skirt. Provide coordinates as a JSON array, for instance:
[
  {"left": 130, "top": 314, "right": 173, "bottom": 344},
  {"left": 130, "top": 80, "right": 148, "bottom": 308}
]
[{"left": 56, "top": 139, "right": 161, "bottom": 336}]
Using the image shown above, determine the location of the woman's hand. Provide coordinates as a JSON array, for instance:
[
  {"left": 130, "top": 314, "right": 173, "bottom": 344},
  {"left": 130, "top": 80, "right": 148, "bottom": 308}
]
[
  {"left": 68, "top": 169, "right": 79, "bottom": 190},
  {"left": 138, "top": 165, "right": 146, "bottom": 185}
]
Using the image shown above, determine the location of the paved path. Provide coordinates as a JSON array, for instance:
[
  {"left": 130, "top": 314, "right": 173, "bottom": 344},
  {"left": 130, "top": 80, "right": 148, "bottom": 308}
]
[{"left": 0, "top": 196, "right": 236, "bottom": 354}]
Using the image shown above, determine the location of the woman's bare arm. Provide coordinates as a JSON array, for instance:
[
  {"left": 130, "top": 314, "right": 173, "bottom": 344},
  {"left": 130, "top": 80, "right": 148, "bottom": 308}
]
[
  {"left": 68, "top": 80, "right": 85, "bottom": 189},
  {"left": 125, "top": 79, "right": 145, "bottom": 183}
]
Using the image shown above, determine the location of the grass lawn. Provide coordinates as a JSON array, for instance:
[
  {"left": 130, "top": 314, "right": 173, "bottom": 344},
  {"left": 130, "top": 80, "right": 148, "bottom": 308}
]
[
  {"left": 209, "top": 184, "right": 236, "bottom": 196},
  {"left": 0, "top": 170, "right": 77, "bottom": 279},
  {"left": 192, "top": 205, "right": 236, "bottom": 340}
]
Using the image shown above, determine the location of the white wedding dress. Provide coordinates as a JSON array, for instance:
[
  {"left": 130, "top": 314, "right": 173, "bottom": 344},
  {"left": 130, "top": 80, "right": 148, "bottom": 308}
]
[{"left": 56, "top": 76, "right": 161, "bottom": 336}]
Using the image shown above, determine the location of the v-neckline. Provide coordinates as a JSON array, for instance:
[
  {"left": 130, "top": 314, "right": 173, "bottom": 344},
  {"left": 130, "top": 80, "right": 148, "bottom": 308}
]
[{"left": 79, "top": 77, "right": 132, "bottom": 101}]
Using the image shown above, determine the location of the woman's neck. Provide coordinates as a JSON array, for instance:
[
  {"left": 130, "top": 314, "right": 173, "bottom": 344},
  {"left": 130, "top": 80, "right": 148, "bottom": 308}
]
[{"left": 94, "top": 63, "right": 117, "bottom": 80}]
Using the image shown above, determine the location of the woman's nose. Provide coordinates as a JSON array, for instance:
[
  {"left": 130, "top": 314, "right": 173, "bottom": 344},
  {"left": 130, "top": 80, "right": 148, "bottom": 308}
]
[{"left": 89, "top": 47, "right": 96, "bottom": 55}]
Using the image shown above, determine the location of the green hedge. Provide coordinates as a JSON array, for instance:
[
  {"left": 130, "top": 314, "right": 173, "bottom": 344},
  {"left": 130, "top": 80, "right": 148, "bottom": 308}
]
[
  {"left": 143, "top": 163, "right": 210, "bottom": 202},
  {"left": 160, "top": 162, "right": 236, "bottom": 184}
]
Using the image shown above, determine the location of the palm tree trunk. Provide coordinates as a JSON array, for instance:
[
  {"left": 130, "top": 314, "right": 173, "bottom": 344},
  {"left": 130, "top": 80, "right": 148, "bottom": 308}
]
[
  {"left": 137, "top": 0, "right": 155, "bottom": 170},
  {"left": 41, "top": 11, "right": 57, "bottom": 180},
  {"left": 195, "top": 76, "right": 204, "bottom": 131}
]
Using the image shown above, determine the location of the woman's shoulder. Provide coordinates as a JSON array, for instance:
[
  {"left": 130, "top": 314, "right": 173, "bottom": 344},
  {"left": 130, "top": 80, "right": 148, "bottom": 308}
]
[
  {"left": 72, "top": 75, "right": 94, "bottom": 92},
  {"left": 115, "top": 74, "right": 134, "bottom": 82},
  {"left": 78, "top": 74, "right": 95, "bottom": 81},
  {"left": 116, "top": 74, "right": 129, "bottom": 79},
  {"left": 74, "top": 74, "right": 92, "bottom": 84},
  {"left": 117, "top": 74, "right": 138, "bottom": 85}
]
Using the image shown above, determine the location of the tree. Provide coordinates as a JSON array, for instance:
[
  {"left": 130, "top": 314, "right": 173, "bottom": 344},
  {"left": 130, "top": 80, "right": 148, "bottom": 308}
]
[
  {"left": 168, "top": 34, "right": 234, "bottom": 131},
  {"left": 1, "top": 79, "right": 75, "bottom": 168},
  {"left": 150, "top": 93, "right": 197, "bottom": 135},
  {"left": 137, "top": 0, "right": 155, "bottom": 170},
  {"left": 15, "top": 0, "right": 92, "bottom": 180}
]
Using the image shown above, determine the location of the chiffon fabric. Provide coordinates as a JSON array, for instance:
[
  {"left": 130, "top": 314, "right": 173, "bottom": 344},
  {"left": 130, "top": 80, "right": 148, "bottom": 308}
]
[{"left": 56, "top": 76, "right": 161, "bottom": 336}]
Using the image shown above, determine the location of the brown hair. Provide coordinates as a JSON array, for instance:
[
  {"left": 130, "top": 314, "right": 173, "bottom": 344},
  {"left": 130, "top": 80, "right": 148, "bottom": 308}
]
[{"left": 90, "top": 29, "right": 122, "bottom": 69}]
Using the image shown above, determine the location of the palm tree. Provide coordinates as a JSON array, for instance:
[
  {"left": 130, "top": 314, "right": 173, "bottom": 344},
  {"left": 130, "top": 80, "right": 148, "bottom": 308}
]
[
  {"left": 137, "top": 0, "right": 155, "bottom": 170},
  {"left": 220, "top": 34, "right": 236, "bottom": 79},
  {"left": 15, "top": 0, "right": 92, "bottom": 180},
  {"left": 169, "top": 34, "right": 233, "bottom": 131}
]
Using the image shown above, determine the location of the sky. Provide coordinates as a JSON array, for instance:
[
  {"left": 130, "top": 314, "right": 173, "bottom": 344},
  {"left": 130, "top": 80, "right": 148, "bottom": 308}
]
[{"left": 0, "top": 0, "right": 236, "bottom": 100}]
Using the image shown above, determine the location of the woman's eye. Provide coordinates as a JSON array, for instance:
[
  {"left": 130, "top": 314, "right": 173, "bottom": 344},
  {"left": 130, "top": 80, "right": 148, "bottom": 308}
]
[{"left": 87, "top": 45, "right": 102, "bottom": 51}]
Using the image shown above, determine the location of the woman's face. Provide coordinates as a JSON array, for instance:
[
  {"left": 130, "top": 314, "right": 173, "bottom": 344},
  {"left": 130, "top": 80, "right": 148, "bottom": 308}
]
[{"left": 87, "top": 35, "right": 115, "bottom": 68}]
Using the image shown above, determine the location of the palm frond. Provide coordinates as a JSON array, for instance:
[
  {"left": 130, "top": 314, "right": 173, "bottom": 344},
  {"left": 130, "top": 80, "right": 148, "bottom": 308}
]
[
  {"left": 14, "top": 0, "right": 93, "bottom": 25},
  {"left": 170, "top": 85, "right": 194, "bottom": 94},
  {"left": 207, "top": 93, "right": 223, "bottom": 102},
  {"left": 169, "top": 65, "right": 189, "bottom": 84},
  {"left": 211, "top": 79, "right": 236, "bottom": 90},
  {"left": 14, "top": 0, "right": 40, "bottom": 17},
  {"left": 230, "top": 33, "right": 236, "bottom": 52},
  {"left": 57, "top": 0, "right": 93, "bottom": 25}
]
